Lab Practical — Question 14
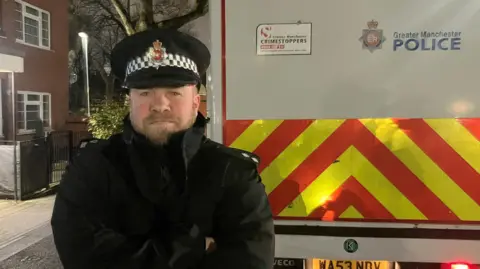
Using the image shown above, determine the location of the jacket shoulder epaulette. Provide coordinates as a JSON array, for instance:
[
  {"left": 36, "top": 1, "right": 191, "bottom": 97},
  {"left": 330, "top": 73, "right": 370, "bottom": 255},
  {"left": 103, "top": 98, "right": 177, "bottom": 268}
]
[
  {"left": 204, "top": 139, "right": 260, "bottom": 167},
  {"left": 66, "top": 138, "right": 112, "bottom": 172},
  {"left": 225, "top": 147, "right": 260, "bottom": 166},
  {"left": 75, "top": 138, "right": 110, "bottom": 158},
  {"left": 78, "top": 138, "right": 109, "bottom": 149}
]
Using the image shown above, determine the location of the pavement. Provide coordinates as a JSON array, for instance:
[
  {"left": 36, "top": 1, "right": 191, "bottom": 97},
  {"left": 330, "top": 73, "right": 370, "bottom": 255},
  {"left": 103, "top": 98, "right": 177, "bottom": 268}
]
[
  {"left": 0, "top": 195, "right": 60, "bottom": 268},
  {"left": 0, "top": 235, "right": 60, "bottom": 269}
]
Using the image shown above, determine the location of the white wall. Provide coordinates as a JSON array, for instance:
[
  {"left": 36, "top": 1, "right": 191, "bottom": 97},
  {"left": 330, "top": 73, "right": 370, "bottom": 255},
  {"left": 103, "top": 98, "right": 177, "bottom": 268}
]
[
  {"left": 0, "top": 54, "right": 23, "bottom": 73},
  {"left": 223, "top": 0, "right": 480, "bottom": 119}
]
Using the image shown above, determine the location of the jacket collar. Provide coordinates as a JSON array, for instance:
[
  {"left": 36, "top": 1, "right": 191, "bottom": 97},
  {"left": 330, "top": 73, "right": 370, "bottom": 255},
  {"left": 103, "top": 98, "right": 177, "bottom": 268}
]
[
  {"left": 120, "top": 112, "right": 207, "bottom": 205},
  {"left": 122, "top": 112, "right": 207, "bottom": 166}
]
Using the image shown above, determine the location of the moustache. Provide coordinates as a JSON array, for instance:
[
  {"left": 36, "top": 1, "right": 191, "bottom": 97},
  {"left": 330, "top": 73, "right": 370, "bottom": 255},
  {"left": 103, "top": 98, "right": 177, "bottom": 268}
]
[{"left": 145, "top": 115, "right": 176, "bottom": 123}]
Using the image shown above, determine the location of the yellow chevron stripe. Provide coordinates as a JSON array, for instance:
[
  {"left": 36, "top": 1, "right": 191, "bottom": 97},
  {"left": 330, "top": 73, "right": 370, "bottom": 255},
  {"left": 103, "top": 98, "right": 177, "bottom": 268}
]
[
  {"left": 362, "top": 119, "right": 480, "bottom": 220},
  {"left": 339, "top": 205, "right": 364, "bottom": 219},
  {"left": 425, "top": 119, "right": 480, "bottom": 174},
  {"left": 279, "top": 146, "right": 425, "bottom": 219},
  {"left": 278, "top": 148, "right": 351, "bottom": 217},
  {"left": 229, "top": 120, "right": 283, "bottom": 152},
  {"left": 262, "top": 119, "right": 345, "bottom": 195},
  {"left": 350, "top": 147, "right": 426, "bottom": 220}
]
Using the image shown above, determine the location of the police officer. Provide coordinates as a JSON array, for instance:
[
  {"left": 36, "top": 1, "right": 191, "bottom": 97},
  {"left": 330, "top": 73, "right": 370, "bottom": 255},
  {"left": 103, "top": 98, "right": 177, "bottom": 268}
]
[{"left": 51, "top": 28, "right": 275, "bottom": 269}]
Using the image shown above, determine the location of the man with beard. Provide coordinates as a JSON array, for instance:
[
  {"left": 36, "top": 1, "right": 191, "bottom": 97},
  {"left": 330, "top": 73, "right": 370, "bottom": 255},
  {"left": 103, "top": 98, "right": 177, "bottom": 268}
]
[{"left": 50, "top": 28, "right": 275, "bottom": 269}]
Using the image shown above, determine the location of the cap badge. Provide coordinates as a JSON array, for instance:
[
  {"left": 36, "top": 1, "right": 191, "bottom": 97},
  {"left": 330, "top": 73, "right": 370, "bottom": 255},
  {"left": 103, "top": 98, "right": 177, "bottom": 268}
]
[{"left": 147, "top": 40, "right": 166, "bottom": 64}]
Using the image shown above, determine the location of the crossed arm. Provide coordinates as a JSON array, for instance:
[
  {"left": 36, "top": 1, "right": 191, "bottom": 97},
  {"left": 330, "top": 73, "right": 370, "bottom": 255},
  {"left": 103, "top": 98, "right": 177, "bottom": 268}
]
[
  {"left": 51, "top": 149, "right": 274, "bottom": 269},
  {"left": 199, "top": 167, "right": 275, "bottom": 269}
]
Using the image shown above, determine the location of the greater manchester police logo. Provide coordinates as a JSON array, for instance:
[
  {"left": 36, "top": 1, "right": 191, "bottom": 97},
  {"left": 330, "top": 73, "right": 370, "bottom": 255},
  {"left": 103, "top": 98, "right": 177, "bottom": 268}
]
[
  {"left": 359, "top": 20, "right": 386, "bottom": 52},
  {"left": 147, "top": 40, "right": 167, "bottom": 66}
]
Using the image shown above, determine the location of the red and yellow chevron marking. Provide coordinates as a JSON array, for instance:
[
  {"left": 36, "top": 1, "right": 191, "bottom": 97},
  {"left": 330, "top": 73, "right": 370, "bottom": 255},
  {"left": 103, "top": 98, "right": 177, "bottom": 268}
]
[{"left": 224, "top": 118, "right": 480, "bottom": 222}]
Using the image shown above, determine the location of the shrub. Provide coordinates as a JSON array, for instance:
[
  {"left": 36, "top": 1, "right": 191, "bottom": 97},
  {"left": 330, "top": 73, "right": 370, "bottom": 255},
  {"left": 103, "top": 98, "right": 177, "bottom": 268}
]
[{"left": 87, "top": 97, "right": 129, "bottom": 139}]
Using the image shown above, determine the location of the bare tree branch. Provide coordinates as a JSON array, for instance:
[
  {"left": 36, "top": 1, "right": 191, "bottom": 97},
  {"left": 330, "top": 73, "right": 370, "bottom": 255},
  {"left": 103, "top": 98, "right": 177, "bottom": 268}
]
[
  {"left": 88, "top": 0, "right": 129, "bottom": 36},
  {"left": 109, "top": 0, "right": 135, "bottom": 35}
]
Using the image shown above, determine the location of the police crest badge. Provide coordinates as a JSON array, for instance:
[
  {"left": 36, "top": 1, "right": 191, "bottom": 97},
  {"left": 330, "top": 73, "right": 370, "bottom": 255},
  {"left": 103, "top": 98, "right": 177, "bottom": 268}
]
[
  {"left": 147, "top": 40, "right": 167, "bottom": 66},
  {"left": 359, "top": 20, "right": 386, "bottom": 53}
]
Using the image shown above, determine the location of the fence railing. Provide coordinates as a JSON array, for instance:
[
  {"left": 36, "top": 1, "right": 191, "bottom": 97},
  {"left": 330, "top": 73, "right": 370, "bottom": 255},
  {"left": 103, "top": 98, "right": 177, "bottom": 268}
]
[
  {"left": 0, "top": 130, "right": 92, "bottom": 200},
  {"left": 47, "top": 130, "right": 92, "bottom": 184}
]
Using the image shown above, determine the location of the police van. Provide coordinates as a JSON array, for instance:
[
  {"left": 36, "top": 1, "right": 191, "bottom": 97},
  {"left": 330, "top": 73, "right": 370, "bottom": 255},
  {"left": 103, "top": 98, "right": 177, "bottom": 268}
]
[{"left": 208, "top": 0, "right": 480, "bottom": 268}]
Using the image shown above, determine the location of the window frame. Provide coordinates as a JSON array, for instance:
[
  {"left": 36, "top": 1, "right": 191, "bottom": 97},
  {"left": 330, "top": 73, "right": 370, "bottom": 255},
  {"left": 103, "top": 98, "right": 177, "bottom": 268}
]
[
  {"left": 16, "top": 91, "right": 52, "bottom": 134},
  {"left": 14, "top": 0, "right": 51, "bottom": 50}
]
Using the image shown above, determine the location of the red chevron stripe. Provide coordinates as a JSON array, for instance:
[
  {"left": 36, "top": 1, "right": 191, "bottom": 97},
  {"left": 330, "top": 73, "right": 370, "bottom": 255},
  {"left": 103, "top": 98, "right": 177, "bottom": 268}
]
[
  {"left": 458, "top": 118, "right": 480, "bottom": 142},
  {"left": 395, "top": 118, "right": 480, "bottom": 206},
  {"left": 268, "top": 120, "right": 355, "bottom": 215},
  {"left": 224, "top": 120, "right": 254, "bottom": 146},
  {"left": 253, "top": 120, "right": 313, "bottom": 173},
  {"left": 351, "top": 120, "right": 458, "bottom": 221},
  {"left": 309, "top": 176, "right": 394, "bottom": 220}
]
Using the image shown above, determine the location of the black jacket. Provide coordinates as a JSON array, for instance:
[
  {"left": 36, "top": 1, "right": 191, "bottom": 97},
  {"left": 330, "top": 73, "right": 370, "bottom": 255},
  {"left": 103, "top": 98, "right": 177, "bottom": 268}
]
[{"left": 50, "top": 113, "right": 275, "bottom": 269}]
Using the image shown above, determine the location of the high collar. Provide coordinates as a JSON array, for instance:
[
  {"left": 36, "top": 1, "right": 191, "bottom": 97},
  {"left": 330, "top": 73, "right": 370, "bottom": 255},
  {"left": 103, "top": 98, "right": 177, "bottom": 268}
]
[{"left": 122, "top": 112, "right": 207, "bottom": 165}]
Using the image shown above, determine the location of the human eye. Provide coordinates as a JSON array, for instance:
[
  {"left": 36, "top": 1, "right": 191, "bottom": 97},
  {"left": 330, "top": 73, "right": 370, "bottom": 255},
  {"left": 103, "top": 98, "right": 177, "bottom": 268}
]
[
  {"left": 139, "top": 91, "right": 149, "bottom": 97},
  {"left": 170, "top": 91, "right": 182, "bottom": 97}
]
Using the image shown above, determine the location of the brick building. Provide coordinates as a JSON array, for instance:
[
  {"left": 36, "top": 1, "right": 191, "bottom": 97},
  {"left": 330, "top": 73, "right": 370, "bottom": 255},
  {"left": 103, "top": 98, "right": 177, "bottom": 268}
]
[{"left": 0, "top": 0, "right": 69, "bottom": 140}]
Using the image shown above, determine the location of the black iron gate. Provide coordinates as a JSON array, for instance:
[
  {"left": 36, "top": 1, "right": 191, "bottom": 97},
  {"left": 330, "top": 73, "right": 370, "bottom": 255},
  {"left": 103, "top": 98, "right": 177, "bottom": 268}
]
[
  {"left": 47, "top": 131, "right": 72, "bottom": 184},
  {"left": 18, "top": 138, "right": 49, "bottom": 199},
  {"left": 47, "top": 130, "right": 92, "bottom": 184},
  {"left": 13, "top": 130, "right": 92, "bottom": 200}
]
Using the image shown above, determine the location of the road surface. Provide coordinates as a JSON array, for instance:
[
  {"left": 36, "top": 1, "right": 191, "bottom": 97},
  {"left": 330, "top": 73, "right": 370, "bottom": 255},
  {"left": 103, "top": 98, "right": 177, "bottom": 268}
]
[
  {"left": 0, "top": 195, "right": 58, "bottom": 268},
  {"left": 0, "top": 235, "right": 61, "bottom": 269}
]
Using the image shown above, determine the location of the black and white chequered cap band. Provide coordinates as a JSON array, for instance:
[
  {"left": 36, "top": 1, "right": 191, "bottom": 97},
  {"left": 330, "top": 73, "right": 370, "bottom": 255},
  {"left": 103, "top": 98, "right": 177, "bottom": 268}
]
[{"left": 125, "top": 52, "right": 199, "bottom": 79}]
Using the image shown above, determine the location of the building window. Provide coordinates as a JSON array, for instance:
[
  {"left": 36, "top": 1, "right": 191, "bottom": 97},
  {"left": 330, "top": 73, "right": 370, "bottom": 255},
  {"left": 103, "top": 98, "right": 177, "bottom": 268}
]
[
  {"left": 17, "top": 91, "right": 51, "bottom": 132},
  {"left": 14, "top": 1, "right": 50, "bottom": 49}
]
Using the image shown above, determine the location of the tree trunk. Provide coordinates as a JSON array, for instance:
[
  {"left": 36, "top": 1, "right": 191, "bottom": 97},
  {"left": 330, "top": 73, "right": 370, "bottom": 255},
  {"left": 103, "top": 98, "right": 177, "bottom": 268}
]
[
  {"left": 105, "top": 76, "right": 115, "bottom": 101},
  {"left": 92, "top": 59, "right": 115, "bottom": 101},
  {"left": 140, "top": 0, "right": 154, "bottom": 26},
  {"left": 135, "top": 0, "right": 153, "bottom": 32},
  {"left": 158, "top": 0, "right": 208, "bottom": 29}
]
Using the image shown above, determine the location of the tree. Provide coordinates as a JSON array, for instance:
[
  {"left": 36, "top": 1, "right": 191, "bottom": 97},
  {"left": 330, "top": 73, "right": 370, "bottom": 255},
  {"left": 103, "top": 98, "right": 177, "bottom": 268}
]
[
  {"left": 69, "top": 0, "right": 208, "bottom": 101},
  {"left": 69, "top": 0, "right": 209, "bottom": 137}
]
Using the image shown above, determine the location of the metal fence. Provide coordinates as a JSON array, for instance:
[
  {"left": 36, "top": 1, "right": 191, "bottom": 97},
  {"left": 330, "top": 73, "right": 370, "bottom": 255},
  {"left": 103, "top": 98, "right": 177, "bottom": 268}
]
[
  {"left": 47, "top": 130, "right": 92, "bottom": 184},
  {"left": 0, "top": 130, "right": 92, "bottom": 200}
]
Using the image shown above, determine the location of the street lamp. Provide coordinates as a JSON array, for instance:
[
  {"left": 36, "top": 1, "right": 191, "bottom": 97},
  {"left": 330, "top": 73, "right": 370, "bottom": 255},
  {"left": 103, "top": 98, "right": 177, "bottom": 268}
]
[{"left": 78, "top": 32, "right": 90, "bottom": 116}]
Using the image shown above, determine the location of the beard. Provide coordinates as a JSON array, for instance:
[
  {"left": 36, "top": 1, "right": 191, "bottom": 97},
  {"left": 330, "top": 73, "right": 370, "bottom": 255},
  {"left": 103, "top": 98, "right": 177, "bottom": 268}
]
[
  {"left": 144, "top": 124, "right": 173, "bottom": 145},
  {"left": 141, "top": 111, "right": 197, "bottom": 145},
  {"left": 143, "top": 115, "right": 178, "bottom": 145}
]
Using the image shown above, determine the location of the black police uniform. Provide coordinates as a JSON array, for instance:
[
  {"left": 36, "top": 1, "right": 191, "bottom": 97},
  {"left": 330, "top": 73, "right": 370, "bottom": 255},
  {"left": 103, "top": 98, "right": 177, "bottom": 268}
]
[{"left": 50, "top": 28, "right": 275, "bottom": 269}]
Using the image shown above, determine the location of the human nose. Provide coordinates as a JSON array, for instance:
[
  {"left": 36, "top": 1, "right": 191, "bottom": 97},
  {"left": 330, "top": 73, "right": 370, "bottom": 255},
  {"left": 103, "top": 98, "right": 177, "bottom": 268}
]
[{"left": 150, "top": 91, "right": 170, "bottom": 112}]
